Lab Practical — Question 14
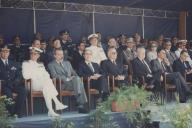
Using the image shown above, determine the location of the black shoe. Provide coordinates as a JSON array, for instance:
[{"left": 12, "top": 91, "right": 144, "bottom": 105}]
[
  {"left": 78, "top": 108, "right": 89, "bottom": 114},
  {"left": 179, "top": 97, "right": 187, "bottom": 103},
  {"left": 144, "top": 85, "right": 154, "bottom": 90}
]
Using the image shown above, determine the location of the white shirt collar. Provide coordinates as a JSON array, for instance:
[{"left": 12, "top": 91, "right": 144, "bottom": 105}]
[
  {"left": 29, "top": 60, "right": 37, "bottom": 63},
  {"left": 1, "top": 58, "right": 8, "bottom": 64},
  {"left": 178, "top": 48, "right": 182, "bottom": 51},
  {"left": 158, "top": 58, "right": 163, "bottom": 63},
  {"left": 165, "top": 49, "right": 170, "bottom": 52},
  {"left": 79, "top": 50, "right": 83, "bottom": 55},
  {"left": 85, "top": 61, "right": 92, "bottom": 65},
  {"left": 126, "top": 48, "right": 132, "bottom": 51},
  {"left": 56, "top": 59, "right": 63, "bottom": 64}
]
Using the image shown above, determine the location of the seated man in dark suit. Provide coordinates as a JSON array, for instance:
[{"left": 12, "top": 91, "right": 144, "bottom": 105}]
[
  {"left": 0, "top": 45, "right": 26, "bottom": 117},
  {"left": 100, "top": 47, "right": 128, "bottom": 86},
  {"left": 163, "top": 39, "right": 177, "bottom": 66},
  {"left": 78, "top": 49, "right": 109, "bottom": 101},
  {"left": 151, "top": 47, "right": 191, "bottom": 102},
  {"left": 132, "top": 46, "right": 159, "bottom": 89},
  {"left": 71, "top": 42, "right": 85, "bottom": 71},
  {"left": 173, "top": 50, "right": 192, "bottom": 82}
]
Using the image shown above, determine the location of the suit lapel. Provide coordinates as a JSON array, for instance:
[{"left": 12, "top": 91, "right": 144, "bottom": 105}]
[
  {"left": 85, "top": 62, "right": 94, "bottom": 74},
  {"left": 137, "top": 58, "right": 147, "bottom": 72},
  {"left": 54, "top": 61, "right": 68, "bottom": 76},
  {"left": 0, "top": 59, "right": 4, "bottom": 67}
]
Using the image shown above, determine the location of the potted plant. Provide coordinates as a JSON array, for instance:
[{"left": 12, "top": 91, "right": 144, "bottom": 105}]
[
  {"left": 0, "top": 95, "right": 15, "bottom": 128},
  {"left": 100, "top": 86, "right": 152, "bottom": 112},
  {"left": 95, "top": 85, "right": 153, "bottom": 128}
]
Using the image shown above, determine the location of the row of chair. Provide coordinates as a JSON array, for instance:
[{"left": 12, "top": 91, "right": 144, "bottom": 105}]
[{"left": 1, "top": 71, "right": 190, "bottom": 116}]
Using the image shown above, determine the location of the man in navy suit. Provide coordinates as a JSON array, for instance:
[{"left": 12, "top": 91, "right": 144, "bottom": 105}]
[
  {"left": 173, "top": 50, "right": 192, "bottom": 82},
  {"left": 78, "top": 49, "right": 109, "bottom": 101},
  {"left": 0, "top": 45, "right": 26, "bottom": 117},
  {"left": 132, "top": 46, "right": 158, "bottom": 89},
  {"left": 100, "top": 47, "right": 128, "bottom": 86}
]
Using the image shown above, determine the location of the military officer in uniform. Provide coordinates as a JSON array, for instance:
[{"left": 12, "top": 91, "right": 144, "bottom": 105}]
[
  {"left": 59, "top": 30, "right": 75, "bottom": 62},
  {"left": 9, "top": 35, "right": 28, "bottom": 63},
  {"left": 22, "top": 47, "right": 67, "bottom": 117},
  {"left": 0, "top": 45, "right": 26, "bottom": 117}
]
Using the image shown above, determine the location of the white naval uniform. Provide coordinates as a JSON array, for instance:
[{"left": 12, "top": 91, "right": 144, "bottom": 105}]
[
  {"left": 86, "top": 45, "right": 107, "bottom": 65},
  {"left": 22, "top": 60, "right": 58, "bottom": 97},
  {"left": 22, "top": 60, "right": 64, "bottom": 115}
]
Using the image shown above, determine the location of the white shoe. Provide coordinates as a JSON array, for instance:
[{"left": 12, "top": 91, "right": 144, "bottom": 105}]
[
  {"left": 56, "top": 103, "right": 68, "bottom": 110},
  {"left": 48, "top": 111, "right": 60, "bottom": 117}
]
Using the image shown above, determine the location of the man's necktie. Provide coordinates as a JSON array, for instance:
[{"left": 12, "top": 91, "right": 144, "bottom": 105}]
[
  {"left": 183, "top": 61, "right": 188, "bottom": 69},
  {"left": 161, "top": 61, "right": 166, "bottom": 72},
  {"left": 5, "top": 60, "right": 9, "bottom": 70},
  {"left": 112, "top": 60, "right": 116, "bottom": 65},
  {"left": 142, "top": 60, "right": 152, "bottom": 74},
  {"left": 88, "top": 63, "right": 94, "bottom": 73}
]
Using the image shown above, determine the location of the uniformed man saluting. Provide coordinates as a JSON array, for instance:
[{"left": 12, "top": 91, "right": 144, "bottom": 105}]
[{"left": 0, "top": 45, "right": 26, "bottom": 118}]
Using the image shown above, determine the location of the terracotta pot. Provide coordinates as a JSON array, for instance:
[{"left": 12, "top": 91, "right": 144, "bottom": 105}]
[{"left": 111, "top": 100, "right": 140, "bottom": 112}]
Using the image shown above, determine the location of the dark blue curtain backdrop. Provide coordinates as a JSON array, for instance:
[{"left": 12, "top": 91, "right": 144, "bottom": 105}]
[
  {"left": 187, "top": 16, "right": 192, "bottom": 40},
  {"left": 0, "top": 8, "right": 33, "bottom": 43},
  {"left": 144, "top": 17, "right": 178, "bottom": 39},
  {"left": 36, "top": 10, "right": 93, "bottom": 43},
  {"left": 95, "top": 13, "right": 142, "bottom": 41},
  {"left": 0, "top": 8, "right": 180, "bottom": 43}
]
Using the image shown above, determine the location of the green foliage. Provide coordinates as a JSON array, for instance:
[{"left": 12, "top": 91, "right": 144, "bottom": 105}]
[
  {"left": 124, "top": 109, "right": 152, "bottom": 128},
  {"left": 88, "top": 109, "right": 120, "bottom": 128},
  {"left": 98, "top": 85, "right": 152, "bottom": 112},
  {"left": 88, "top": 85, "right": 152, "bottom": 128},
  {"left": 51, "top": 117, "right": 75, "bottom": 128},
  {"left": 0, "top": 95, "right": 14, "bottom": 128},
  {"left": 167, "top": 103, "right": 192, "bottom": 128}
]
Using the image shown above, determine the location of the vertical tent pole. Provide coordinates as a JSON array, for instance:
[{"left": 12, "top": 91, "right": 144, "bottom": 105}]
[
  {"left": 92, "top": 5, "right": 95, "bottom": 33},
  {"left": 33, "top": 0, "right": 36, "bottom": 34},
  {"left": 142, "top": 9, "right": 145, "bottom": 38}
]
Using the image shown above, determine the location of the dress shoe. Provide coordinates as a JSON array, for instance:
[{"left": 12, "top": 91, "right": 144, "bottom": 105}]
[
  {"left": 78, "top": 108, "right": 89, "bottom": 114},
  {"left": 56, "top": 103, "right": 68, "bottom": 110},
  {"left": 144, "top": 84, "right": 154, "bottom": 90}
]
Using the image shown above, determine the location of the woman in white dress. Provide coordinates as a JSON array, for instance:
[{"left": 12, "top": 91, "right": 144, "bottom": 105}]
[
  {"left": 22, "top": 47, "right": 67, "bottom": 117},
  {"left": 86, "top": 34, "right": 107, "bottom": 65}
]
